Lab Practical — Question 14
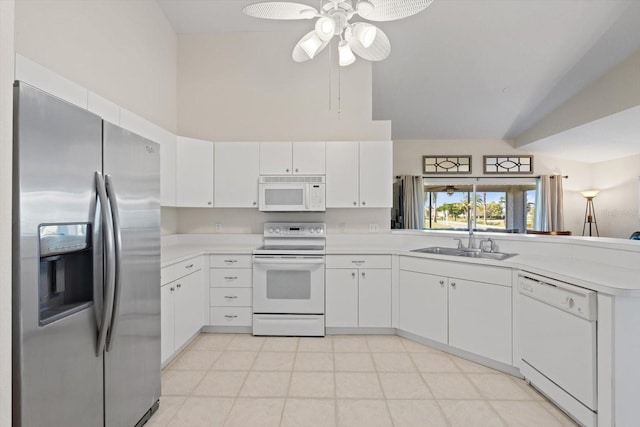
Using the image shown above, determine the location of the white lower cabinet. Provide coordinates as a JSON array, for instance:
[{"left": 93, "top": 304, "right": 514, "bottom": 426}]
[
  {"left": 326, "top": 255, "right": 392, "bottom": 328},
  {"left": 161, "top": 256, "right": 205, "bottom": 365},
  {"left": 399, "top": 270, "right": 448, "bottom": 343},
  {"left": 399, "top": 256, "right": 512, "bottom": 365},
  {"left": 209, "top": 254, "right": 253, "bottom": 327}
]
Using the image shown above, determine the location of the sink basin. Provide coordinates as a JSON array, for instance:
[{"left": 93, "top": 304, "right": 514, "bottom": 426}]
[
  {"left": 460, "top": 251, "right": 517, "bottom": 261},
  {"left": 411, "top": 246, "right": 517, "bottom": 261},
  {"left": 411, "top": 247, "right": 465, "bottom": 256}
]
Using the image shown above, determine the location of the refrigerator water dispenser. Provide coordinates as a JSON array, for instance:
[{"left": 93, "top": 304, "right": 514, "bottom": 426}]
[{"left": 38, "top": 223, "right": 93, "bottom": 326}]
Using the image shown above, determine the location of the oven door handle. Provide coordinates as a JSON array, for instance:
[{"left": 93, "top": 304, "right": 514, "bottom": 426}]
[{"left": 253, "top": 257, "right": 325, "bottom": 265}]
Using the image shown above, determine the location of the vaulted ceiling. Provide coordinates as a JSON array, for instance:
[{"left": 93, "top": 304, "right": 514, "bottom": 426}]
[{"left": 157, "top": 0, "right": 640, "bottom": 162}]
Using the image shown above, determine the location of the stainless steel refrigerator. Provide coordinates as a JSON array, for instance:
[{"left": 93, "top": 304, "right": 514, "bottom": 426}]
[{"left": 12, "top": 81, "right": 161, "bottom": 427}]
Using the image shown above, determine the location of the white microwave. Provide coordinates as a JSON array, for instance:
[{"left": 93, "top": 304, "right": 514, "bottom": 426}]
[{"left": 258, "top": 176, "right": 325, "bottom": 212}]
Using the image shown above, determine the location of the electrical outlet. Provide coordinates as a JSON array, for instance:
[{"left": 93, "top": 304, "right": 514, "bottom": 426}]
[
  {"left": 369, "top": 224, "right": 379, "bottom": 232},
  {"left": 215, "top": 223, "right": 222, "bottom": 232}
]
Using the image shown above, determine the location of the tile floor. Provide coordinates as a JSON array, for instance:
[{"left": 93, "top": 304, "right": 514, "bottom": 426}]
[{"left": 148, "top": 334, "right": 579, "bottom": 427}]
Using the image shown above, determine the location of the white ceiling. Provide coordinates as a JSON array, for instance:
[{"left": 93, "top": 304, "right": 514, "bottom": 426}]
[{"left": 157, "top": 0, "right": 640, "bottom": 163}]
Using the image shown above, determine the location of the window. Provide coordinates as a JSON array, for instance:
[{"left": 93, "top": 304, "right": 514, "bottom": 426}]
[{"left": 423, "top": 178, "right": 537, "bottom": 233}]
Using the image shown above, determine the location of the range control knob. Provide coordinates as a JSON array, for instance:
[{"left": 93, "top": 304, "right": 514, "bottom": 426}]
[
  {"left": 309, "top": 228, "right": 315, "bottom": 234},
  {"left": 275, "top": 227, "right": 281, "bottom": 234},
  {"left": 268, "top": 227, "right": 274, "bottom": 234}
]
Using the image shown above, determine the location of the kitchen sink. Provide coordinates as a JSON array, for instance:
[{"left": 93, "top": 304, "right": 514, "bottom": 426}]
[{"left": 411, "top": 246, "right": 517, "bottom": 261}]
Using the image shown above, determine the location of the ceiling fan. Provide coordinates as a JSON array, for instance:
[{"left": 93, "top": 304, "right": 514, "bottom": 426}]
[{"left": 242, "top": 0, "right": 434, "bottom": 66}]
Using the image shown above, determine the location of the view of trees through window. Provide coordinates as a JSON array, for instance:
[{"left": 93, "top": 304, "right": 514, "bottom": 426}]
[{"left": 423, "top": 180, "right": 537, "bottom": 233}]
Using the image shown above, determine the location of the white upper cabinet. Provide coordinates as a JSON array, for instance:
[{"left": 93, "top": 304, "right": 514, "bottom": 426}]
[
  {"left": 215, "top": 142, "right": 260, "bottom": 207},
  {"left": 292, "top": 142, "right": 325, "bottom": 175},
  {"left": 159, "top": 135, "right": 177, "bottom": 207},
  {"left": 176, "top": 137, "right": 214, "bottom": 207},
  {"left": 326, "top": 141, "right": 392, "bottom": 208},
  {"left": 359, "top": 140, "right": 393, "bottom": 208},
  {"left": 326, "top": 141, "right": 360, "bottom": 207},
  {"left": 260, "top": 141, "right": 325, "bottom": 175},
  {"left": 260, "top": 142, "right": 292, "bottom": 175}
]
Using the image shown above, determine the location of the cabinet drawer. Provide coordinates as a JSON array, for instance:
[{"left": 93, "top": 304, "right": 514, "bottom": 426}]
[
  {"left": 162, "top": 256, "right": 203, "bottom": 285},
  {"left": 326, "top": 255, "right": 392, "bottom": 269},
  {"left": 210, "top": 288, "right": 252, "bottom": 306},
  {"left": 210, "top": 268, "right": 252, "bottom": 287},
  {"left": 210, "top": 307, "right": 252, "bottom": 327},
  {"left": 209, "top": 254, "right": 252, "bottom": 268}
]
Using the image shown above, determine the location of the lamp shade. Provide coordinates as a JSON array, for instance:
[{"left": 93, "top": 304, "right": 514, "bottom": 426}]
[
  {"left": 580, "top": 190, "right": 600, "bottom": 199},
  {"left": 292, "top": 30, "right": 330, "bottom": 62},
  {"left": 315, "top": 16, "right": 336, "bottom": 41},
  {"left": 338, "top": 40, "right": 356, "bottom": 66}
]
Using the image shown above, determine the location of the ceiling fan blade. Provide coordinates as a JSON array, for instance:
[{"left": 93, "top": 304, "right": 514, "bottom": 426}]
[
  {"left": 292, "top": 30, "right": 331, "bottom": 62},
  {"left": 347, "top": 24, "right": 391, "bottom": 61},
  {"left": 243, "top": 2, "right": 318, "bottom": 20},
  {"left": 360, "top": 0, "right": 433, "bottom": 22}
]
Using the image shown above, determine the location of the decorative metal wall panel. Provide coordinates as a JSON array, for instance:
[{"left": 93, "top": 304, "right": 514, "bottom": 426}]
[
  {"left": 423, "top": 155, "right": 472, "bottom": 174},
  {"left": 483, "top": 155, "right": 533, "bottom": 174}
]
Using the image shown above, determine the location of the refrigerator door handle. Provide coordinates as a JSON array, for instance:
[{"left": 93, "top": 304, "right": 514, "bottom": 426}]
[
  {"left": 105, "top": 174, "right": 123, "bottom": 352},
  {"left": 95, "top": 171, "right": 116, "bottom": 357}
]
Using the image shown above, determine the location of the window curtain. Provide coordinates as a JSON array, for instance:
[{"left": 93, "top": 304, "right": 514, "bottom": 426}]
[
  {"left": 535, "top": 175, "right": 564, "bottom": 231},
  {"left": 402, "top": 175, "right": 425, "bottom": 229}
]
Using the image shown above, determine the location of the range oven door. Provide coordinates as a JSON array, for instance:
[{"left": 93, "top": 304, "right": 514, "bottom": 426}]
[{"left": 253, "top": 255, "right": 325, "bottom": 314}]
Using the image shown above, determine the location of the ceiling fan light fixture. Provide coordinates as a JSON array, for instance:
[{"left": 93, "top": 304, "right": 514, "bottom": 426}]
[
  {"left": 315, "top": 16, "right": 336, "bottom": 41},
  {"left": 354, "top": 23, "right": 377, "bottom": 48},
  {"left": 338, "top": 40, "right": 356, "bottom": 66},
  {"left": 356, "top": 0, "right": 374, "bottom": 17},
  {"left": 300, "top": 33, "right": 324, "bottom": 59}
]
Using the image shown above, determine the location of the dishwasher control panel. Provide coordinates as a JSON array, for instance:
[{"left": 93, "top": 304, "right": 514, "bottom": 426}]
[{"left": 518, "top": 272, "right": 597, "bottom": 321}]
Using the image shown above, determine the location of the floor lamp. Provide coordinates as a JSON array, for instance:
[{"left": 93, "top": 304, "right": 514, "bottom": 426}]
[{"left": 581, "top": 190, "right": 599, "bottom": 237}]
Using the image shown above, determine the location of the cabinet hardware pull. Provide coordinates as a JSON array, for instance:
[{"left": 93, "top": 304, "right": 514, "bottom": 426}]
[
  {"left": 170, "top": 287, "right": 175, "bottom": 292},
  {"left": 450, "top": 282, "right": 456, "bottom": 288},
  {"left": 353, "top": 201, "right": 357, "bottom": 206},
  {"left": 185, "top": 264, "right": 193, "bottom": 269},
  {"left": 253, "top": 201, "right": 257, "bottom": 206},
  {"left": 352, "top": 272, "right": 356, "bottom": 278},
  {"left": 224, "top": 260, "right": 237, "bottom": 263},
  {"left": 207, "top": 201, "right": 212, "bottom": 205},
  {"left": 362, "top": 201, "right": 366, "bottom": 205},
  {"left": 224, "top": 314, "right": 238, "bottom": 319},
  {"left": 224, "top": 276, "right": 238, "bottom": 280},
  {"left": 439, "top": 280, "right": 444, "bottom": 285},
  {"left": 176, "top": 283, "right": 182, "bottom": 288},
  {"left": 352, "top": 260, "right": 365, "bottom": 264},
  {"left": 361, "top": 272, "right": 366, "bottom": 278},
  {"left": 224, "top": 295, "right": 238, "bottom": 299},
  {"left": 295, "top": 168, "right": 299, "bottom": 172},
  {"left": 286, "top": 169, "right": 290, "bottom": 172}
]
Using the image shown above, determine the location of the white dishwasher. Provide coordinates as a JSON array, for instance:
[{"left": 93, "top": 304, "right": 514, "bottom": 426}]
[{"left": 518, "top": 271, "right": 597, "bottom": 427}]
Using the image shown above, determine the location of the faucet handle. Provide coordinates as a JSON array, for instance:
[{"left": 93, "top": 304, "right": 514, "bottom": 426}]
[
  {"left": 453, "top": 238, "right": 464, "bottom": 249},
  {"left": 480, "top": 238, "right": 495, "bottom": 253}
]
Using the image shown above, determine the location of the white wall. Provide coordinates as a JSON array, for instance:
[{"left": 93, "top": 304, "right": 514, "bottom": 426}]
[
  {"left": 177, "top": 32, "right": 390, "bottom": 141},
  {"left": 15, "top": 0, "right": 177, "bottom": 132},
  {"left": 591, "top": 154, "right": 640, "bottom": 238},
  {"left": 0, "top": 0, "right": 14, "bottom": 424},
  {"left": 393, "top": 139, "right": 597, "bottom": 236}
]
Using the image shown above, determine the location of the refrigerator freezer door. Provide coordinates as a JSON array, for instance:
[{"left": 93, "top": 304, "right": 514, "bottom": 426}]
[
  {"left": 13, "top": 82, "right": 104, "bottom": 427},
  {"left": 103, "top": 122, "right": 161, "bottom": 427}
]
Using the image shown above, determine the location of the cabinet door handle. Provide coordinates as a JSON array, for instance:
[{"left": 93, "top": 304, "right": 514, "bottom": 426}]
[
  {"left": 224, "top": 276, "right": 238, "bottom": 280},
  {"left": 450, "top": 282, "right": 456, "bottom": 288},
  {"left": 362, "top": 201, "right": 366, "bottom": 206},
  {"left": 352, "top": 272, "right": 356, "bottom": 278},
  {"left": 295, "top": 168, "right": 299, "bottom": 173},
  {"left": 361, "top": 272, "right": 366, "bottom": 278},
  {"left": 224, "top": 314, "right": 238, "bottom": 319},
  {"left": 207, "top": 201, "right": 212, "bottom": 205},
  {"left": 351, "top": 260, "right": 365, "bottom": 265},
  {"left": 170, "top": 287, "right": 175, "bottom": 292},
  {"left": 439, "top": 280, "right": 444, "bottom": 286},
  {"left": 224, "top": 259, "right": 238, "bottom": 264},
  {"left": 176, "top": 283, "right": 182, "bottom": 289},
  {"left": 253, "top": 201, "right": 257, "bottom": 206},
  {"left": 353, "top": 201, "right": 357, "bottom": 206},
  {"left": 224, "top": 295, "right": 238, "bottom": 300},
  {"left": 185, "top": 264, "right": 194, "bottom": 269},
  {"left": 286, "top": 168, "right": 290, "bottom": 172}
]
